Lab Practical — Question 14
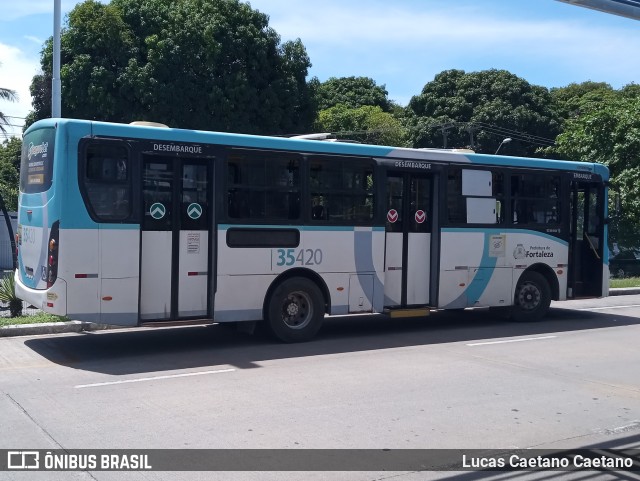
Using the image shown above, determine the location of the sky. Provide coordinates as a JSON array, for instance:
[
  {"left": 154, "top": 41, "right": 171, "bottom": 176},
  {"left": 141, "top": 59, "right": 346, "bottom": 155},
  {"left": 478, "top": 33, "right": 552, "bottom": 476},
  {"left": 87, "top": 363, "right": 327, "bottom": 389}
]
[{"left": 1, "top": 0, "right": 640, "bottom": 139}]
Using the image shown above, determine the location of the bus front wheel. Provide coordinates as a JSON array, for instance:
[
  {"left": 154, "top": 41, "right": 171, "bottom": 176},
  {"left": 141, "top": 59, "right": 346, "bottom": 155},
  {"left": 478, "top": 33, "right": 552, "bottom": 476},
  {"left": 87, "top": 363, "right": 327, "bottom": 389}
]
[
  {"left": 266, "top": 277, "right": 324, "bottom": 342},
  {"left": 511, "top": 271, "right": 551, "bottom": 322}
]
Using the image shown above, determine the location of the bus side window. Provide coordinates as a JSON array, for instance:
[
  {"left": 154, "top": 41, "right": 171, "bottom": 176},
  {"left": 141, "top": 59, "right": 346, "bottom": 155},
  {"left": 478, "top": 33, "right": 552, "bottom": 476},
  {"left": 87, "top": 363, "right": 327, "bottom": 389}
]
[
  {"left": 83, "top": 143, "right": 131, "bottom": 221},
  {"left": 226, "top": 151, "right": 301, "bottom": 221},
  {"left": 308, "top": 156, "right": 374, "bottom": 224},
  {"left": 511, "top": 173, "right": 560, "bottom": 225},
  {"left": 450, "top": 168, "right": 503, "bottom": 225}
]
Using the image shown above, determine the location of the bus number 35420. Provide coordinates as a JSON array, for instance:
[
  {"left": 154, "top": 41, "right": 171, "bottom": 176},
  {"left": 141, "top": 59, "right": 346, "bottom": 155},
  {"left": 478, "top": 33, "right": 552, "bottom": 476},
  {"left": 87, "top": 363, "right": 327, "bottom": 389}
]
[{"left": 274, "top": 248, "right": 323, "bottom": 267}]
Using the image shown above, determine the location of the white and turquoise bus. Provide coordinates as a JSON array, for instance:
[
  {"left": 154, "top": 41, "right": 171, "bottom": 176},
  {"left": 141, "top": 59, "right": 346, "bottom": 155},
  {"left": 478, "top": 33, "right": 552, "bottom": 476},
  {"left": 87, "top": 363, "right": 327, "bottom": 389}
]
[{"left": 16, "top": 119, "right": 609, "bottom": 341}]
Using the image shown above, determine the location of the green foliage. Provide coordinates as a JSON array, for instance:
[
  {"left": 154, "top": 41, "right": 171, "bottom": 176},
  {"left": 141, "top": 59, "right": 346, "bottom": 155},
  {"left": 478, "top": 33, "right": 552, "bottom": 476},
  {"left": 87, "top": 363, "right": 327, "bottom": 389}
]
[
  {"left": 0, "top": 274, "right": 22, "bottom": 318},
  {"left": 610, "top": 277, "right": 640, "bottom": 288},
  {"left": 0, "top": 184, "right": 18, "bottom": 212},
  {"left": 552, "top": 91, "right": 640, "bottom": 246},
  {"left": 549, "top": 81, "right": 615, "bottom": 121},
  {"left": 28, "top": 0, "right": 314, "bottom": 134},
  {"left": 0, "top": 312, "right": 69, "bottom": 327},
  {"left": 407, "top": 69, "right": 560, "bottom": 155},
  {"left": 0, "top": 138, "right": 20, "bottom": 210},
  {"left": 313, "top": 76, "right": 392, "bottom": 112},
  {"left": 315, "top": 104, "right": 409, "bottom": 147}
]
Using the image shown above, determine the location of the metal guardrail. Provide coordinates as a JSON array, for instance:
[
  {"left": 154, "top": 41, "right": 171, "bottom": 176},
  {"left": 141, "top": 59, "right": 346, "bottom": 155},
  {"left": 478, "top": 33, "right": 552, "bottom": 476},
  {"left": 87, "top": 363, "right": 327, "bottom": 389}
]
[{"left": 0, "top": 301, "right": 41, "bottom": 318}]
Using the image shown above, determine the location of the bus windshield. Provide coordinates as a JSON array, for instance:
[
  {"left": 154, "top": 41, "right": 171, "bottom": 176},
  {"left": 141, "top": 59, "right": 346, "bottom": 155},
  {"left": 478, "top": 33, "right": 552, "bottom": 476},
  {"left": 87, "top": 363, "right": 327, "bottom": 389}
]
[{"left": 20, "top": 127, "right": 56, "bottom": 194}]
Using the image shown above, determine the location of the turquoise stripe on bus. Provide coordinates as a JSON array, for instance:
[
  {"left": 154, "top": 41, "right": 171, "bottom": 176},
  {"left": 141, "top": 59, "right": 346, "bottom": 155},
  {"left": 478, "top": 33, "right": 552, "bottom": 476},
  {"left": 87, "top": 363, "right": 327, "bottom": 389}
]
[
  {"left": 441, "top": 231, "right": 497, "bottom": 308},
  {"left": 24, "top": 119, "right": 608, "bottom": 181},
  {"left": 353, "top": 229, "right": 384, "bottom": 311},
  {"left": 463, "top": 233, "right": 498, "bottom": 305},
  {"left": 441, "top": 228, "right": 568, "bottom": 309}
]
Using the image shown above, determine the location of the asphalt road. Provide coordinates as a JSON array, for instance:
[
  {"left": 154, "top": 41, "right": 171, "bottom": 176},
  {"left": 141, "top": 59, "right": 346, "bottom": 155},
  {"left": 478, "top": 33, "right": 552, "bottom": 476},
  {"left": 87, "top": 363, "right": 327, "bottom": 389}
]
[{"left": 1, "top": 296, "right": 640, "bottom": 481}]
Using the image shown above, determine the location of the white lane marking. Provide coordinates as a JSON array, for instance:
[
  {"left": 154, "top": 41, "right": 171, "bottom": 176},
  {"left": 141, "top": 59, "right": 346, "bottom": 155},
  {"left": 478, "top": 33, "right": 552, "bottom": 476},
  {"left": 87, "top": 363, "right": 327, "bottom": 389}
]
[
  {"left": 74, "top": 368, "right": 236, "bottom": 389},
  {"left": 467, "top": 336, "right": 556, "bottom": 347},
  {"left": 576, "top": 304, "right": 640, "bottom": 311}
]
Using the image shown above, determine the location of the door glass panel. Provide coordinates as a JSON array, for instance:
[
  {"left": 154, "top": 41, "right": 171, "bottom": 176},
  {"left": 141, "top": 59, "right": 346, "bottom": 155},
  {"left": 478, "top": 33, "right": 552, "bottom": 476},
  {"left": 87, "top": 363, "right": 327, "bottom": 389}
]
[
  {"left": 143, "top": 159, "right": 173, "bottom": 231},
  {"left": 410, "top": 177, "right": 430, "bottom": 233},
  {"left": 576, "top": 191, "right": 585, "bottom": 239},
  {"left": 587, "top": 189, "right": 600, "bottom": 234},
  {"left": 182, "top": 163, "right": 208, "bottom": 230},
  {"left": 386, "top": 175, "right": 403, "bottom": 233}
]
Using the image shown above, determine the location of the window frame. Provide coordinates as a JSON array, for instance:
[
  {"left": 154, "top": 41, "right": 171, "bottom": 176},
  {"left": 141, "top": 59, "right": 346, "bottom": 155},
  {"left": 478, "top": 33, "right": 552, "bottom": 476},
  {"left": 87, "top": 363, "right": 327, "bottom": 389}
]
[
  {"left": 78, "top": 139, "right": 134, "bottom": 223},
  {"left": 443, "top": 165, "right": 565, "bottom": 231},
  {"left": 307, "top": 154, "right": 376, "bottom": 226},
  {"left": 445, "top": 166, "right": 505, "bottom": 226},
  {"left": 224, "top": 148, "right": 303, "bottom": 223}
]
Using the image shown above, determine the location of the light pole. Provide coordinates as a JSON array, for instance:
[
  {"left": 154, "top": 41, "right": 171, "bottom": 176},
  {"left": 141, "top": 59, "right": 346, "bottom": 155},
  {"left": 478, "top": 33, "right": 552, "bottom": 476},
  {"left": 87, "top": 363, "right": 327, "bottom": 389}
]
[
  {"left": 495, "top": 137, "right": 512, "bottom": 155},
  {"left": 52, "top": 0, "right": 61, "bottom": 118}
]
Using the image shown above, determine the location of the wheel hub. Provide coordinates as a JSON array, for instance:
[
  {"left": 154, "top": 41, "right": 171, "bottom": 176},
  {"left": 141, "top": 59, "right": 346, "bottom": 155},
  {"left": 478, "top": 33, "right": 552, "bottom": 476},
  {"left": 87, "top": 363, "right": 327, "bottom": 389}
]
[
  {"left": 280, "top": 291, "right": 312, "bottom": 329},
  {"left": 519, "top": 282, "right": 540, "bottom": 310},
  {"left": 286, "top": 302, "right": 300, "bottom": 316}
]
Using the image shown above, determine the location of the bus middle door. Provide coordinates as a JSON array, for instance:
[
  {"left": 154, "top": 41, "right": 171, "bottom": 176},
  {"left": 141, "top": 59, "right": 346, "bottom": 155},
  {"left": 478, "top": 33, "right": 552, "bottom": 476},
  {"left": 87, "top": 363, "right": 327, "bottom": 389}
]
[{"left": 384, "top": 172, "right": 433, "bottom": 308}]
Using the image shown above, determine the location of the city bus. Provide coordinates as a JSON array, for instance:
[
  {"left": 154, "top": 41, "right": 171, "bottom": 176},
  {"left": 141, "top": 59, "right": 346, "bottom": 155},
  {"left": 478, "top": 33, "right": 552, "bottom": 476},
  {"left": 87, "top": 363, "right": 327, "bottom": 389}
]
[{"left": 16, "top": 118, "right": 609, "bottom": 341}]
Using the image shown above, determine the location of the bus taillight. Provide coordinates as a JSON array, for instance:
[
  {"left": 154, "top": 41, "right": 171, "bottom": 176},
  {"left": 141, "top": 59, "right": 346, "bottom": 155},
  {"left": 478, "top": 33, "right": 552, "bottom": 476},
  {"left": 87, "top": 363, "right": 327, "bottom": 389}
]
[{"left": 47, "top": 221, "right": 60, "bottom": 289}]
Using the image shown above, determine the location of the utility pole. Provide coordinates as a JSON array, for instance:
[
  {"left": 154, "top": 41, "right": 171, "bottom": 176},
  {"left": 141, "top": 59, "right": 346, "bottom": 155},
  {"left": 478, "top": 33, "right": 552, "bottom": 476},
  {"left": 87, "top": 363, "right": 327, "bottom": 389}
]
[
  {"left": 440, "top": 122, "right": 454, "bottom": 149},
  {"left": 52, "top": 0, "right": 62, "bottom": 118},
  {"left": 466, "top": 123, "right": 479, "bottom": 150}
]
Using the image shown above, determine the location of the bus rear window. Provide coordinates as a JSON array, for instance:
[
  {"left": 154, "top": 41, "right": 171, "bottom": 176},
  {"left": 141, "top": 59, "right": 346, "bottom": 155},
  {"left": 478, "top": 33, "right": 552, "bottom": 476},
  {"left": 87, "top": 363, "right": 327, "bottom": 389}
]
[{"left": 20, "top": 127, "right": 56, "bottom": 193}]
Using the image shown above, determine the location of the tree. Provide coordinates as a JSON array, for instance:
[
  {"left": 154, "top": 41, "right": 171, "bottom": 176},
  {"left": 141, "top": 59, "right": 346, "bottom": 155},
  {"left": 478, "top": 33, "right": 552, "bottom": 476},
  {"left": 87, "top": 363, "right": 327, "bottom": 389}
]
[
  {"left": 315, "top": 104, "right": 408, "bottom": 147},
  {"left": 552, "top": 91, "right": 640, "bottom": 247},
  {"left": 27, "top": 0, "right": 314, "bottom": 135},
  {"left": 0, "top": 137, "right": 21, "bottom": 182},
  {"left": 313, "top": 76, "right": 392, "bottom": 112},
  {"left": 549, "top": 81, "right": 615, "bottom": 121},
  {"left": 0, "top": 138, "right": 20, "bottom": 211},
  {"left": 408, "top": 69, "right": 560, "bottom": 155},
  {"left": 0, "top": 62, "right": 18, "bottom": 135}
]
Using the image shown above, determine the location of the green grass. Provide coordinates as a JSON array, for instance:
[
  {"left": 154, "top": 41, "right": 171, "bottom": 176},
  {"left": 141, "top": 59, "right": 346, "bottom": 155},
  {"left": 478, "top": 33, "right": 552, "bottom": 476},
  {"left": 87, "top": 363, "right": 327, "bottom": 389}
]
[
  {"left": 0, "top": 312, "right": 68, "bottom": 327},
  {"left": 610, "top": 277, "right": 640, "bottom": 288}
]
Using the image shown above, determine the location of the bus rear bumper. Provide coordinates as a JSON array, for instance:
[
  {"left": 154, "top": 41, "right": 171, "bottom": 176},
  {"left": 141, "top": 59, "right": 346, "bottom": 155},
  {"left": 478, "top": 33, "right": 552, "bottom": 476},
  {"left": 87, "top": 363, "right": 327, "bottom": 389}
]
[{"left": 14, "top": 272, "right": 67, "bottom": 317}]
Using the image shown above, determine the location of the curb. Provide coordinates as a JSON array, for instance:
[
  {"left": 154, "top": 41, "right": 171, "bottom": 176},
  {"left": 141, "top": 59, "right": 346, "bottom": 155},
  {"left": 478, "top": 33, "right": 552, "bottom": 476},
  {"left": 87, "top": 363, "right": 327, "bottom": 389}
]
[
  {"left": 1, "top": 288, "right": 638, "bottom": 338},
  {"left": 0, "top": 320, "right": 119, "bottom": 338}
]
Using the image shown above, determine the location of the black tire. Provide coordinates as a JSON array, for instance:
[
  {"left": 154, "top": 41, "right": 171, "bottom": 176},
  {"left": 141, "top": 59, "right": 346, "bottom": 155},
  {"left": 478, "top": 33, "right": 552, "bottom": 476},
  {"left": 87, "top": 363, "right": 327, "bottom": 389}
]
[
  {"left": 266, "top": 277, "right": 324, "bottom": 342},
  {"left": 511, "top": 271, "right": 551, "bottom": 322}
]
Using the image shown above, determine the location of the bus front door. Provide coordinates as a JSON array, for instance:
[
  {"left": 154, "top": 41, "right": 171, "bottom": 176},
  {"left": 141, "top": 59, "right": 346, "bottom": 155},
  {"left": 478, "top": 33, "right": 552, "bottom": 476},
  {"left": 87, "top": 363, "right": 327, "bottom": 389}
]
[
  {"left": 140, "top": 156, "right": 211, "bottom": 321},
  {"left": 569, "top": 181, "right": 605, "bottom": 298},
  {"left": 384, "top": 172, "right": 433, "bottom": 308}
]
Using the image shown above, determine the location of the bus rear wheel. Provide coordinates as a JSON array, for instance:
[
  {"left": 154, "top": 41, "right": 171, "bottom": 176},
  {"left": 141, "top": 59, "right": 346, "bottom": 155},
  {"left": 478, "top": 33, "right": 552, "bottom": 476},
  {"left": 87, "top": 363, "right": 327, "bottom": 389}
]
[
  {"left": 511, "top": 271, "right": 551, "bottom": 322},
  {"left": 266, "top": 277, "right": 324, "bottom": 342}
]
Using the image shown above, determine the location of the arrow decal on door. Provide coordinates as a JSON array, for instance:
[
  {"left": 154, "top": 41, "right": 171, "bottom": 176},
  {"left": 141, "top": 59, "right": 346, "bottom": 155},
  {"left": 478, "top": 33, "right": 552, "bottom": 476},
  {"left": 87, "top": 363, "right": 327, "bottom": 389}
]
[
  {"left": 187, "top": 203, "right": 203, "bottom": 220},
  {"left": 150, "top": 202, "right": 166, "bottom": 220}
]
